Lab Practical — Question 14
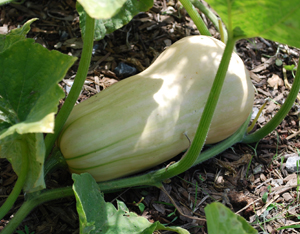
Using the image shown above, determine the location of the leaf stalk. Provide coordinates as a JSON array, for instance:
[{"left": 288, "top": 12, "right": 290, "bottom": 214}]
[
  {"left": 0, "top": 140, "right": 28, "bottom": 220},
  {"left": 44, "top": 15, "right": 95, "bottom": 157},
  {"left": 179, "top": 0, "right": 211, "bottom": 36}
]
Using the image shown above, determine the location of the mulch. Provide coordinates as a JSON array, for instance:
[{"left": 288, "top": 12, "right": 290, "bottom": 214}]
[{"left": 1, "top": 0, "right": 300, "bottom": 233}]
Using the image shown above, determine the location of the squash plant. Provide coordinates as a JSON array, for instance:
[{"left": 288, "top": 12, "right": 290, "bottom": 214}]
[{"left": 0, "top": 0, "right": 300, "bottom": 233}]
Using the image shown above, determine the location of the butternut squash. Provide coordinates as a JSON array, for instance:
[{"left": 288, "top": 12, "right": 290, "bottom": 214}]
[{"left": 58, "top": 36, "right": 254, "bottom": 181}]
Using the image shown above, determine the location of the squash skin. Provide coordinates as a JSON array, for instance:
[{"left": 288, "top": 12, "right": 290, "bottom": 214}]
[{"left": 58, "top": 36, "right": 254, "bottom": 182}]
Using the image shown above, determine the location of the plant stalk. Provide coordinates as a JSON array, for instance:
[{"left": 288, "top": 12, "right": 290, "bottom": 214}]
[
  {"left": 179, "top": 0, "right": 211, "bottom": 36},
  {"left": 190, "top": 0, "right": 228, "bottom": 42},
  {"left": 44, "top": 15, "right": 95, "bottom": 157},
  {"left": 151, "top": 37, "right": 236, "bottom": 181},
  {"left": 1, "top": 187, "right": 74, "bottom": 234},
  {"left": 0, "top": 140, "right": 28, "bottom": 220},
  {"left": 242, "top": 60, "right": 300, "bottom": 143}
]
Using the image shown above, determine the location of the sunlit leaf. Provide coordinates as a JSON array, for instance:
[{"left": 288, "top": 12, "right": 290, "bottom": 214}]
[
  {"left": 77, "top": 0, "right": 127, "bottom": 19},
  {"left": 0, "top": 20, "right": 76, "bottom": 192},
  {"left": 0, "top": 39, "right": 76, "bottom": 140},
  {"left": 206, "top": 0, "right": 300, "bottom": 48},
  {"left": 77, "top": 0, "right": 153, "bottom": 41}
]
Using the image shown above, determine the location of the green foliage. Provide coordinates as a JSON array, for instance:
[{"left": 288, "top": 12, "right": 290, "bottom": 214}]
[
  {"left": 16, "top": 225, "right": 34, "bottom": 234},
  {"left": 77, "top": 0, "right": 127, "bottom": 19},
  {"left": 0, "top": 133, "right": 45, "bottom": 193},
  {"left": 72, "top": 173, "right": 189, "bottom": 234},
  {"left": 205, "top": 0, "right": 300, "bottom": 48},
  {"left": 0, "top": 39, "right": 76, "bottom": 138},
  {"left": 0, "top": 21, "right": 76, "bottom": 192},
  {"left": 0, "top": 0, "right": 13, "bottom": 5},
  {"left": 205, "top": 202, "right": 258, "bottom": 234},
  {"left": 77, "top": 0, "right": 153, "bottom": 41}
]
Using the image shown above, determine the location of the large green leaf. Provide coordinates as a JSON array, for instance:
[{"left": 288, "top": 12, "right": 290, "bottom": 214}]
[
  {"left": 0, "top": 24, "right": 76, "bottom": 192},
  {"left": 205, "top": 202, "right": 258, "bottom": 234},
  {"left": 77, "top": 0, "right": 153, "bottom": 41},
  {"left": 72, "top": 173, "right": 189, "bottom": 234},
  {"left": 77, "top": 0, "right": 127, "bottom": 19},
  {"left": 206, "top": 0, "right": 300, "bottom": 48},
  {"left": 0, "top": 39, "right": 76, "bottom": 140},
  {"left": 0, "top": 133, "right": 46, "bottom": 193}
]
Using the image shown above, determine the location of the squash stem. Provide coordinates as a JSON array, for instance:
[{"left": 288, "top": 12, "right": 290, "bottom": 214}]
[
  {"left": 189, "top": 0, "right": 228, "bottom": 42},
  {"left": 1, "top": 186, "right": 74, "bottom": 234},
  {"left": 242, "top": 60, "right": 300, "bottom": 144},
  {"left": 0, "top": 140, "right": 28, "bottom": 220},
  {"left": 179, "top": 0, "right": 211, "bottom": 36},
  {"left": 152, "top": 37, "right": 237, "bottom": 181},
  {"left": 44, "top": 15, "right": 95, "bottom": 157}
]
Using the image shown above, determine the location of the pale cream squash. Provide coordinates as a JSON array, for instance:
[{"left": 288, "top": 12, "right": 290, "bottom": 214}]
[{"left": 58, "top": 36, "right": 254, "bottom": 182}]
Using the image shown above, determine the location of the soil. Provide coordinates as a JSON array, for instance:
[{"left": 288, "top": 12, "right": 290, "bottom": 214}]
[{"left": 1, "top": 0, "right": 300, "bottom": 233}]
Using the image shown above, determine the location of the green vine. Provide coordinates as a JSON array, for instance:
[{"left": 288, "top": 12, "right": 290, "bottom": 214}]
[
  {"left": 242, "top": 60, "right": 300, "bottom": 143},
  {"left": 189, "top": 0, "right": 228, "bottom": 42},
  {"left": 0, "top": 140, "right": 28, "bottom": 220},
  {"left": 179, "top": 0, "right": 211, "bottom": 36},
  {"left": 152, "top": 37, "right": 236, "bottom": 181},
  {"left": 44, "top": 14, "right": 95, "bottom": 157}
]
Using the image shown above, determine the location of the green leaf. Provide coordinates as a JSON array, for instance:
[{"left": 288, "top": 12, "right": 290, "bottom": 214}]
[
  {"left": 205, "top": 0, "right": 300, "bottom": 48},
  {"left": 205, "top": 202, "right": 258, "bottom": 234},
  {"left": 0, "top": 25, "right": 76, "bottom": 192},
  {"left": 0, "top": 39, "right": 76, "bottom": 140},
  {"left": 0, "top": 0, "right": 14, "bottom": 6},
  {"left": 77, "top": 0, "right": 153, "bottom": 41},
  {"left": 0, "top": 133, "right": 46, "bottom": 193},
  {"left": 142, "top": 222, "right": 190, "bottom": 234},
  {"left": 284, "top": 64, "right": 297, "bottom": 71},
  {"left": 0, "top": 18, "right": 37, "bottom": 53},
  {"left": 77, "top": 0, "right": 127, "bottom": 19},
  {"left": 278, "top": 224, "right": 300, "bottom": 230},
  {"left": 262, "top": 192, "right": 268, "bottom": 203},
  {"left": 72, "top": 173, "right": 189, "bottom": 234}
]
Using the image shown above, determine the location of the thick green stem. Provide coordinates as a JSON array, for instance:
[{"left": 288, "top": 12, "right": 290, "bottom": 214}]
[
  {"left": 190, "top": 0, "right": 228, "bottom": 42},
  {"left": 1, "top": 187, "right": 74, "bottom": 234},
  {"left": 242, "top": 60, "right": 300, "bottom": 144},
  {"left": 179, "top": 0, "right": 211, "bottom": 36},
  {"left": 44, "top": 15, "right": 95, "bottom": 157},
  {"left": 0, "top": 141, "right": 28, "bottom": 220},
  {"left": 151, "top": 37, "right": 236, "bottom": 181},
  {"left": 193, "top": 114, "right": 250, "bottom": 165}
]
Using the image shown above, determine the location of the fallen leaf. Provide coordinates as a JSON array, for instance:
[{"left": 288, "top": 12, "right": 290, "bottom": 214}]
[{"left": 267, "top": 74, "right": 283, "bottom": 89}]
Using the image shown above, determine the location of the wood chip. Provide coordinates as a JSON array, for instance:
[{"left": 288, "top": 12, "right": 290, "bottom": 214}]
[
  {"left": 267, "top": 74, "right": 283, "bottom": 89},
  {"left": 251, "top": 57, "right": 275, "bottom": 73}
]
